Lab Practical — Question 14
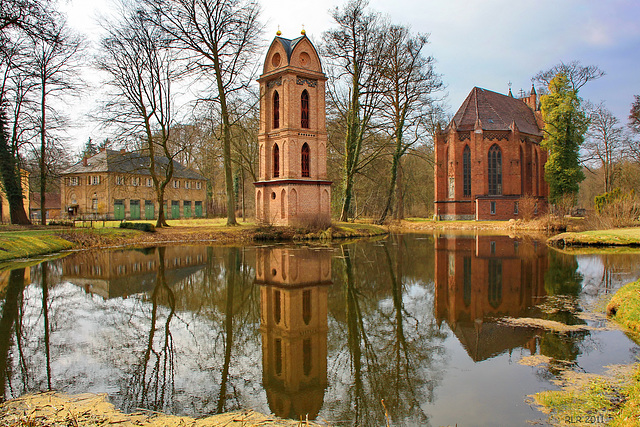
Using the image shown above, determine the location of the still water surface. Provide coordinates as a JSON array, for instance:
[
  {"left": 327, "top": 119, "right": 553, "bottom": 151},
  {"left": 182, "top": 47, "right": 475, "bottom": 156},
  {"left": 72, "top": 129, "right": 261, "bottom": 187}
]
[{"left": 1, "top": 234, "right": 639, "bottom": 426}]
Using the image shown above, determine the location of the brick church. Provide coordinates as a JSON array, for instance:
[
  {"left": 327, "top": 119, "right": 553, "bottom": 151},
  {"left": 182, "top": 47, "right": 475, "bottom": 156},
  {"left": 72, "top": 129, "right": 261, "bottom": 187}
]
[
  {"left": 434, "top": 86, "right": 548, "bottom": 220},
  {"left": 255, "top": 32, "right": 331, "bottom": 226}
]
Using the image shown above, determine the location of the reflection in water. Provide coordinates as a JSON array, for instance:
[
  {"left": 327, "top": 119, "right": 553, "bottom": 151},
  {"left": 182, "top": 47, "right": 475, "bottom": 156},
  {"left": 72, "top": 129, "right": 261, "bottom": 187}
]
[
  {"left": 256, "top": 247, "right": 330, "bottom": 420},
  {"left": 0, "top": 236, "right": 639, "bottom": 426},
  {"left": 435, "top": 235, "right": 548, "bottom": 361}
]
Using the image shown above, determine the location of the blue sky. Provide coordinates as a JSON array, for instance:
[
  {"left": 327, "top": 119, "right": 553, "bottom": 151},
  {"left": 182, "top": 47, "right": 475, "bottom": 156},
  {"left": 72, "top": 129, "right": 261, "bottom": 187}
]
[{"left": 60, "top": 0, "right": 640, "bottom": 149}]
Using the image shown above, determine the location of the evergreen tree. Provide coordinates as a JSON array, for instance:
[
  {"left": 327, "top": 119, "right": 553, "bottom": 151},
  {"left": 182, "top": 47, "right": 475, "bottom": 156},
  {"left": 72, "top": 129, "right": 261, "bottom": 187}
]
[{"left": 540, "top": 73, "right": 588, "bottom": 204}]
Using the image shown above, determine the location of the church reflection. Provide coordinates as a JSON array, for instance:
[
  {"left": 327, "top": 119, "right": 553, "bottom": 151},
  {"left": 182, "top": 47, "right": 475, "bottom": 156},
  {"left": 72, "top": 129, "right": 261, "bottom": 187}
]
[
  {"left": 435, "top": 235, "right": 548, "bottom": 361},
  {"left": 61, "top": 246, "right": 207, "bottom": 299},
  {"left": 256, "top": 247, "right": 331, "bottom": 420}
]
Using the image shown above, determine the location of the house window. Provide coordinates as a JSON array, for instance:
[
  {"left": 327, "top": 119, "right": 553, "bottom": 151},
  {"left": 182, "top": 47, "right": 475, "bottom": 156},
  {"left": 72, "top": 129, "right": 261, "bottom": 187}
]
[
  {"left": 173, "top": 180, "right": 180, "bottom": 189},
  {"left": 116, "top": 176, "right": 124, "bottom": 185},
  {"left": 301, "top": 143, "right": 310, "bottom": 177},
  {"left": 488, "top": 144, "right": 502, "bottom": 195},
  {"left": 131, "top": 177, "right": 139, "bottom": 186},
  {"left": 301, "top": 90, "right": 309, "bottom": 128},
  {"left": 514, "top": 201, "right": 519, "bottom": 215},
  {"left": 196, "top": 181, "right": 202, "bottom": 190},
  {"left": 185, "top": 181, "right": 191, "bottom": 189},
  {"left": 273, "top": 144, "right": 280, "bottom": 178},
  {"left": 91, "top": 175, "right": 100, "bottom": 185},
  {"left": 490, "top": 201, "right": 496, "bottom": 215},
  {"left": 92, "top": 198, "right": 98, "bottom": 212},
  {"left": 273, "top": 91, "right": 280, "bottom": 129},
  {"left": 70, "top": 176, "right": 79, "bottom": 186},
  {"left": 146, "top": 178, "right": 152, "bottom": 187},
  {"left": 463, "top": 145, "right": 471, "bottom": 197}
]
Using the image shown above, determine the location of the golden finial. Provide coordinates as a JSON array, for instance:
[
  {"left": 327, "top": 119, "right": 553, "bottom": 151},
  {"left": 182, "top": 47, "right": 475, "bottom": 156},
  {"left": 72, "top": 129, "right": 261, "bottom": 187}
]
[
  {"left": 276, "top": 25, "right": 281, "bottom": 36},
  {"left": 301, "top": 24, "right": 306, "bottom": 35}
]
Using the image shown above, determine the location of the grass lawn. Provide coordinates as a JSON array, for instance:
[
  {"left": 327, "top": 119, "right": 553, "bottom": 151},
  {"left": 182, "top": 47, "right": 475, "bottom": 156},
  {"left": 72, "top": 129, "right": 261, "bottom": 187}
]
[{"left": 549, "top": 227, "right": 640, "bottom": 247}]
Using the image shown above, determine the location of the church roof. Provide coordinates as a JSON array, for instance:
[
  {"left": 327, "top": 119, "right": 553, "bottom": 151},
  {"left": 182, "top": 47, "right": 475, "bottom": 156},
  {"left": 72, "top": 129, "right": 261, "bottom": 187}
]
[
  {"left": 449, "top": 87, "right": 542, "bottom": 137},
  {"left": 62, "top": 149, "right": 205, "bottom": 180},
  {"left": 276, "top": 36, "right": 305, "bottom": 63}
]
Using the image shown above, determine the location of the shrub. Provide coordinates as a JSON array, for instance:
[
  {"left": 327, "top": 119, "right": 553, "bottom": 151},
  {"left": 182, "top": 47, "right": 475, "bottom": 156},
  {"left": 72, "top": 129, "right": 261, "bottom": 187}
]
[
  {"left": 48, "top": 220, "right": 74, "bottom": 227},
  {"left": 519, "top": 193, "right": 538, "bottom": 221},
  {"left": 119, "top": 222, "right": 156, "bottom": 232}
]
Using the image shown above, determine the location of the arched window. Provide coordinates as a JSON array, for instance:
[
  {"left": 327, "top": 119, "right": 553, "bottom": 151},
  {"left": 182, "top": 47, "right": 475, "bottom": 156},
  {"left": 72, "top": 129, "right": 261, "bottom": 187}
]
[
  {"left": 301, "top": 90, "right": 309, "bottom": 128},
  {"left": 488, "top": 144, "right": 502, "bottom": 195},
  {"left": 463, "top": 145, "right": 471, "bottom": 197},
  {"left": 301, "top": 143, "right": 310, "bottom": 177},
  {"left": 273, "top": 91, "right": 280, "bottom": 129},
  {"left": 273, "top": 144, "right": 280, "bottom": 178},
  {"left": 488, "top": 259, "right": 502, "bottom": 308}
]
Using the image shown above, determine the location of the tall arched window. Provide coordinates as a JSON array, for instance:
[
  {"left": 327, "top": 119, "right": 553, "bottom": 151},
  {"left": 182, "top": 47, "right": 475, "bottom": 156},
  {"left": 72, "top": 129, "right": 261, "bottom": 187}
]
[
  {"left": 488, "top": 144, "right": 502, "bottom": 195},
  {"left": 273, "top": 143, "right": 280, "bottom": 177},
  {"left": 463, "top": 145, "right": 471, "bottom": 197},
  {"left": 273, "top": 91, "right": 280, "bottom": 129},
  {"left": 301, "top": 143, "right": 310, "bottom": 177},
  {"left": 301, "top": 90, "right": 309, "bottom": 128}
]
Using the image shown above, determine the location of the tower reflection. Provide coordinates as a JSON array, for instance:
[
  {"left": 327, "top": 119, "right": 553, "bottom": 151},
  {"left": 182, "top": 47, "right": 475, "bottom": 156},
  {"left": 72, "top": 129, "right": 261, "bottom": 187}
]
[
  {"left": 256, "top": 247, "right": 331, "bottom": 420},
  {"left": 435, "top": 235, "right": 548, "bottom": 361}
]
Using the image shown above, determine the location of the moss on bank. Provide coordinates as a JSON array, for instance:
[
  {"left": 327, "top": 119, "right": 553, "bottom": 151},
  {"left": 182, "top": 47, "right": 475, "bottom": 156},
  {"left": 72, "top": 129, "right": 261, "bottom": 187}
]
[
  {"left": 549, "top": 227, "right": 640, "bottom": 248},
  {"left": 532, "top": 279, "right": 640, "bottom": 426}
]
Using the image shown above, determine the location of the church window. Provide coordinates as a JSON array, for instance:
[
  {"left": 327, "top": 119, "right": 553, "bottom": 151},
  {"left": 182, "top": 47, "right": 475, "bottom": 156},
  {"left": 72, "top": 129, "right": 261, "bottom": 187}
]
[
  {"left": 275, "top": 338, "right": 282, "bottom": 375},
  {"left": 463, "top": 145, "right": 471, "bottom": 197},
  {"left": 301, "top": 143, "right": 310, "bottom": 177},
  {"left": 273, "top": 144, "right": 280, "bottom": 177},
  {"left": 488, "top": 144, "right": 502, "bottom": 195},
  {"left": 490, "top": 201, "right": 496, "bottom": 215},
  {"left": 488, "top": 259, "right": 502, "bottom": 308},
  {"left": 274, "top": 290, "right": 281, "bottom": 324},
  {"left": 463, "top": 257, "right": 471, "bottom": 307},
  {"left": 273, "top": 91, "right": 280, "bottom": 129},
  {"left": 301, "top": 90, "right": 309, "bottom": 128},
  {"left": 303, "top": 290, "right": 311, "bottom": 325},
  {"left": 303, "top": 339, "right": 312, "bottom": 376}
]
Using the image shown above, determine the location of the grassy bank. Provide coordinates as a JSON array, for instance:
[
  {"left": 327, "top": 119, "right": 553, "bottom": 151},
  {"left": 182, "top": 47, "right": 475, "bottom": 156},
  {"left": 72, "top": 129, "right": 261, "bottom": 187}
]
[
  {"left": 549, "top": 227, "right": 640, "bottom": 248},
  {"left": 0, "top": 220, "right": 388, "bottom": 262},
  {"left": 0, "top": 230, "right": 74, "bottom": 261},
  {"left": 532, "top": 279, "right": 640, "bottom": 426}
]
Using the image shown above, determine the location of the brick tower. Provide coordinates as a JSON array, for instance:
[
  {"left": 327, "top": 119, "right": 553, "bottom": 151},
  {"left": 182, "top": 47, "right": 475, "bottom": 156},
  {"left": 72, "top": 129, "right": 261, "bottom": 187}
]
[{"left": 255, "top": 32, "right": 331, "bottom": 226}]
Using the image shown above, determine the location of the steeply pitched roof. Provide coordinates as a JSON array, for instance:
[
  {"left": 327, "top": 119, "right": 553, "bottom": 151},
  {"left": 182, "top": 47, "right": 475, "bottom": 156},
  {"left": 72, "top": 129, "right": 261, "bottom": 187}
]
[
  {"left": 61, "top": 150, "right": 205, "bottom": 180},
  {"left": 276, "top": 35, "right": 305, "bottom": 63},
  {"left": 449, "top": 87, "right": 542, "bottom": 136}
]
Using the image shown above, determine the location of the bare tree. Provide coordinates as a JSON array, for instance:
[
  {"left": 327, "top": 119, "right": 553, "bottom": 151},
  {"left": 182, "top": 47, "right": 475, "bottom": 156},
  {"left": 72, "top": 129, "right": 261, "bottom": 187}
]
[
  {"left": 376, "top": 25, "right": 443, "bottom": 223},
  {"left": 534, "top": 60, "right": 605, "bottom": 92},
  {"left": 98, "top": 3, "right": 181, "bottom": 228},
  {"left": 30, "top": 19, "right": 83, "bottom": 224},
  {"left": 323, "top": 0, "right": 387, "bottom": 221},
  {"left": 583, "top": 102, "right": 624, "bottom": 193},
  {"left": 142, "top": 0, "right": 263, "bottom": 226}
]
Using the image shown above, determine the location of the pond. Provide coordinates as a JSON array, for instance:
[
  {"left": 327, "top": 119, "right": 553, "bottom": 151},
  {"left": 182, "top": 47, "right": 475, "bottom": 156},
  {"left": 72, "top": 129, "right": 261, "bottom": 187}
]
[{"left": 1, "top": 233, "right": 639, "bottom": 426}]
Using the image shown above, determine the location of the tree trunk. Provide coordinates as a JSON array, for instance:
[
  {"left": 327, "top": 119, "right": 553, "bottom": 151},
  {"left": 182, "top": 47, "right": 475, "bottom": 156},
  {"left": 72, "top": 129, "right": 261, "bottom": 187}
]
[
  {"left": 395, "top": 160, "right": 404, "bottom": 220},
  {"left": 40, "top": 81, "right": 47, "bottom": 225},
  {"left": 0, "top": 268, "right": 26, "bottom": 397},
  {"left": 0, "top": 108, "right": 30, "bottom": 225}
]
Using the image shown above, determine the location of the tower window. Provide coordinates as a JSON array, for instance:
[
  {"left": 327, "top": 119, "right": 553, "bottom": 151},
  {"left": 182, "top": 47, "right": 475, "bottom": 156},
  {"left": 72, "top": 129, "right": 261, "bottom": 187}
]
[
  {"left": 273, "top": 143, "right": 280, "bottom": 178},
  {"left": 301, "top": 143, "right": 310, "bottom": 177},
  {"left": 463, "top": 145, "right": 471, "bottom": 197},
  {"left": 273, "top": 91, "right": 280, "bottom": 129},
  {"left": 301, "top": 90, "right": 309, "bottom": 128},
  {"left": 488, "top": 144, "right": 502, "bottom": 195}
]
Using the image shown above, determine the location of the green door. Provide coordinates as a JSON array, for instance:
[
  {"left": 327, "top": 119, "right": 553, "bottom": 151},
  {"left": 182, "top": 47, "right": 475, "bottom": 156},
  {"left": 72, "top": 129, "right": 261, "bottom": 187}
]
[
  {"left": 163, "top": 203, "right": 168, "bottom": 219},
  {"left": 183, "top": 201, "right": 192, "bottom": 218},
  {"left": 145, "top": 200, "right": 155, "bottom": 219},
  {"left": 114, "top": 200, "right": 125, "bottom": 220},
  {"left": 195, "top": 201, "right": 203, "bottom": 218},
  {"left": 171, "top": 201, "right": 180, "bottom": 219},
  {"left": 130, "top": 200, "right": 141, "bottom": 219}
]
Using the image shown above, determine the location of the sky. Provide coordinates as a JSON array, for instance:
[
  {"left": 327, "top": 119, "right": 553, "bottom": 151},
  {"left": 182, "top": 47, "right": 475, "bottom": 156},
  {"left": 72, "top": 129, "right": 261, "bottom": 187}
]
[{"left": 57, "top": 0, "right": 640, "bottom": 152}]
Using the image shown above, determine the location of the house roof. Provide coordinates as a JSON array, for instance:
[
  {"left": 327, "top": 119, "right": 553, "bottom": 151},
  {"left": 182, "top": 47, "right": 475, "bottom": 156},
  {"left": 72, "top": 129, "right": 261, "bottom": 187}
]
[
  {"left": 61, "top": 150, "right": 205, "bottom": 180},
  {"left": 448, "top": 87, "right": 542, "bottom": 137}
]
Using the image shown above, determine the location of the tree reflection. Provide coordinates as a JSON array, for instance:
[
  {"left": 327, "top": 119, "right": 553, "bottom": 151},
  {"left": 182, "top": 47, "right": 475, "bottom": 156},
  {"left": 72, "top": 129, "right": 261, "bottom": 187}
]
[
  {"left": 0, "top": 268, "right": 26, "bottom": 401},
  {"left": 124, "top": 246, "right": 176, "bottom": 412},
  {"left": 335, "top": 236, "right": 445, "bottom": 426}
]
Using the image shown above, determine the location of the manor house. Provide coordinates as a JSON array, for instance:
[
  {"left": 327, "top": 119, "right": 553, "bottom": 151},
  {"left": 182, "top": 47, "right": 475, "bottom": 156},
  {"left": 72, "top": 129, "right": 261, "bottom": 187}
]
[{"left": 434, "top": 86, "right": 548, "bottom": 220}]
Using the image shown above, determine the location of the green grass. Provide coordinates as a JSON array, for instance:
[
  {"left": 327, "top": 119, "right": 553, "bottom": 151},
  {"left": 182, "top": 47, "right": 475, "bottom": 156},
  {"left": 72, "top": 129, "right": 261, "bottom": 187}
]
[
  {"left": 549, "top": 227, "right": 640, "bottom": 247},
  {"left": 606, "top": 279, "right": 640, "bottom": 333},
  {"left": 0, "top": 230, "right": 73, "bottom": 261}
]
